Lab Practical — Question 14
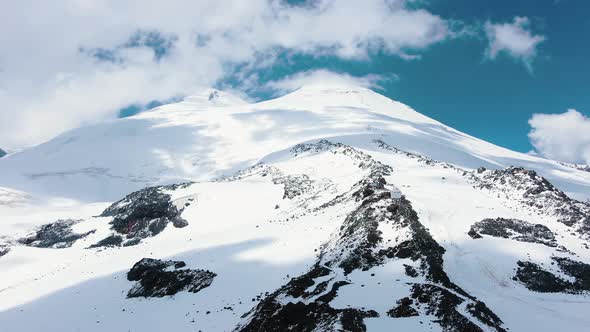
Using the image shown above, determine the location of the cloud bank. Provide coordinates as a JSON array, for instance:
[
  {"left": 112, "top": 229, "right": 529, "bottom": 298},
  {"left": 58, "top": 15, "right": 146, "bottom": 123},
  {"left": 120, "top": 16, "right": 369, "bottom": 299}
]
[
  {"left": 261, "top": 70, "right": 397, "bottom": 94},
  {"left": 528, "top": 109, "right": 590, "bottom": 164},
  {"left": 0, "top": 0, "right": 452, "bottom": 147},
  {"left": 484, "top": 17, "right": 546, "bottom": 71}
]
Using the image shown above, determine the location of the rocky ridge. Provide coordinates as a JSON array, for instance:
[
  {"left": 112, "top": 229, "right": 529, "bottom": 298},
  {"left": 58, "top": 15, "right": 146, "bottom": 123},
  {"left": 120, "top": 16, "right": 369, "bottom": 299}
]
[
  {"left": 471, "top": 167, "right": 590, "bottom": 239},
  {"left": 18, "top": 219, "right": 94, "bottom": 248},
  {"left": 236, "top": 142, "right": 506, "bottom": 332}
]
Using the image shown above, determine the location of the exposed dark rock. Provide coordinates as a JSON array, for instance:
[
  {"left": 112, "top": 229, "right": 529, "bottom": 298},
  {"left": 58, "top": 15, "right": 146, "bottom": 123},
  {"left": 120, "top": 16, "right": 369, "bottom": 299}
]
[
  {"left": 93, "top": 185, "right": 189, "bottom": 247},
  {"left": 0, "top": 148, "right": 6, "bottom": 158},
  {"left": 376, "top": 139, "right": 590, "bottom": 239},
  {"left": 467, "top": 228, "right": 483, "bottom": 239},
  {"left": 335, "top": 177, "right": 504, "bottom": 331},
  {"left": 235, "top": 142, "right": 395, "bottom": 332},
  {"left": 471, "top": 167, "right": 590, "bottom": 238},
  {"left": 401, "top": 283, "right": 506, "bottom": 332},
  {"left": 19, "top": 219, "right": 94, "bottom": 248},
  {"left": 469, "top": 218, "right": 557, "bottom": 247},
  {"left": 404, "top": 264, "right": 419, "bottom": 277},
  {"left": 229, "top": 165, "right": 315, "bottom": 200},
  {"left": 466, "top": 301, "right": 506, "bottom": 330},
  {"left": 514, "top": 261, "right": 571, "bottom": 293},
  {"left": 273, "top": 174, "right": 313, "bottom": 199},
  {"left": 235, "top": 264, "right": 377, "bottom": 332},
  {"left": 388, "top": 297, "right": 418, "bottom": 317},
  {"left": 127, "top": 258, "right": 216, "bottom": 298},
  {"left": 283, "top": 265, "right": 332, "bottom": 298},
  {"left": 410, "top": 284, "right": 498, "bottom": 332},
  {"left": 560, "top": 162, "right": 590, "bottom": 173},
  {"left": 515, "top": 258, "right": 590, "bottom": 294},
  {"left": 236, "top": 142, "right": 505, "bottom": 332},
  {"left": 371, "top": 199, "right": 505, "bottom": 332},
  {"left": 0, "top": 244, "right": 9, "bottom": 257},
  {"left": 552, "top": 257, "right": 590, "bottom": 292},
  {"left": 88, "top": 235, "right": 123, "bottom": 248},
  {"left": 239, "top": 300, "right": 377, "bottom": 332},
  {"left": 292, "top": 140, "right": 392, "bottom": 175}
]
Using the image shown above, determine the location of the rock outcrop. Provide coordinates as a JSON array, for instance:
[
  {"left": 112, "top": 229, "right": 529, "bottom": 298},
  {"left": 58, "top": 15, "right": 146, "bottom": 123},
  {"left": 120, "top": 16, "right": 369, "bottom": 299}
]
[
  {"left": 127, "top": 258, "right": 216, "bottom": 298},
  {"left": 514, "top": 257, "right": 590, "bottom": 294},
  {"left": 236, "top": 142, "right": 506, "bottom": 332},
  {"left": 92, "top": 184, "right": 190, "bottom": 247},
  {"left": 468, "top": 218, "right": 558, "bottom": 247},
  {"left": 471, "top": 167, "right": 590, "bottom": 238},
  {"left": 19, "top": 219, "right": 94, "bottom": 248}
]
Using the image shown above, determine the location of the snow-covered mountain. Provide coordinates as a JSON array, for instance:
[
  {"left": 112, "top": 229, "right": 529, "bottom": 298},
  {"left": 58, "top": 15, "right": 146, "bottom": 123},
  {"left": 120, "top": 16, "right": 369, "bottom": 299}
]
[{"left": 1, "top": 84, "right": 589, "bottom": 331}]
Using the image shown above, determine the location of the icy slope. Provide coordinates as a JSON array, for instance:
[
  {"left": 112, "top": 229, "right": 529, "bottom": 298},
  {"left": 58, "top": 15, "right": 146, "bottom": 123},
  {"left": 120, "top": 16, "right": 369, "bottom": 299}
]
[{"left": 0, "top": 84, "right": 588, "bottom": 202}]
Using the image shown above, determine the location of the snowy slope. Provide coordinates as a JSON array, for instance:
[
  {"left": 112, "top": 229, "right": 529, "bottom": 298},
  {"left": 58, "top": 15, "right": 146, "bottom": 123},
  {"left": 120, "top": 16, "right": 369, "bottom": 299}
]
[
  {"left": 0, "top": 84, "right": 588, "bottom": 202},
  {"left": 1, "top": 84, "right": 589, "bottom": 332}
]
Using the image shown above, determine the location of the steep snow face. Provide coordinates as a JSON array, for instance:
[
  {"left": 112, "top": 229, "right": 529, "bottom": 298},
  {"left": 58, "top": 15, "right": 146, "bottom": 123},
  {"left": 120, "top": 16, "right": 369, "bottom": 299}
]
[
  {"left": 1, "top": 83, "right": 589, "bottom": 202},
  {"left": 0, "top": 140, "right": 589, "bottom": 332}
]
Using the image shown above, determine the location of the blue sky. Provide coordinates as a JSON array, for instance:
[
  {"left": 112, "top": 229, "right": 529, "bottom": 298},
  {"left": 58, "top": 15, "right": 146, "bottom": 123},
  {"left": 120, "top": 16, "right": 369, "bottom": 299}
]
[
  {"left": 119, "top": 0, "right": 590, "bottom": 156},
  {"left": 2, "top": 0, "right": 589, "bottom": 163},
  {"left": 391, "top": 0, "right": 590, "bottom": 153},
  {"left": 223, "top": 0, "right": 588, "bottom": 154}
]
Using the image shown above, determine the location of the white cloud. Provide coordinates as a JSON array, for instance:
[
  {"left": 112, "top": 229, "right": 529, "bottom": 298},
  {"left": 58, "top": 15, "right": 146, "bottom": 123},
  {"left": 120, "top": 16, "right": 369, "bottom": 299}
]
[
  {"left": 528, "top": 109, "right": 590, "bottom": 164},
  {"left": 484, "top": 17, "right": 546, "bottom": 71},
  {"left": 261, "top": 69, "right": 397, "bottom": 95},
  {"left": 0, "top": 0, "right": 453, "bottom": 148}
]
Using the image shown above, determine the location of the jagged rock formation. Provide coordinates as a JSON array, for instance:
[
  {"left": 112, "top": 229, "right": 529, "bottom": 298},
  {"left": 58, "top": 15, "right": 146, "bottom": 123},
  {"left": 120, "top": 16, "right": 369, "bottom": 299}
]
[
  {"left": 471, "top": 167, "right": 590, "bottom": 238},
  {"left": 0, "top": 243, "right": 9, "bottom": 257},
  {"left": 514, "top": 257, "right": 590, "bottom": 294},
  {"left": 388, "top": 297, "right": 419, "bottom": 318},
  {"left": 375, "top": 139, "right": 590, "bottom": 243},
  {"left": 236, "top": 142, "right": 506, "bottom": 332},
  {"left": 92, "top": 184, "right": 190, "bottom": 247},
  {"left": 127, "top": 258, "right": 216, "bottom": 298},
  {"left": 88, "top": 234, "right": 123, "bottom": 248},
  {"left": 468, "top": 218, "right": 558, "bottom": 247},
  {"left": 236, "top": 263, "right": 378, "bottom": 332},
  {"left": 18, "top": 219, "right": 94, "bottom": 248},
  {"left": 227, "top": 165, "right": 316, "bottom": 200},
  {"left": 273, "top": 174, "right": 313, "bottom": 199},
  {"left": 560, "top": 162, "right": 590, "bottom": 173}
]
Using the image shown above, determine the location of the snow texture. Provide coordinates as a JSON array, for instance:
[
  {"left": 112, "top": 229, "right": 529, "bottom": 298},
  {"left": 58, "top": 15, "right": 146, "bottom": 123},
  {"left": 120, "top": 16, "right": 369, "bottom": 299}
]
[{"left": 1, "top": 84, "right": 589, "bottom": 331}]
